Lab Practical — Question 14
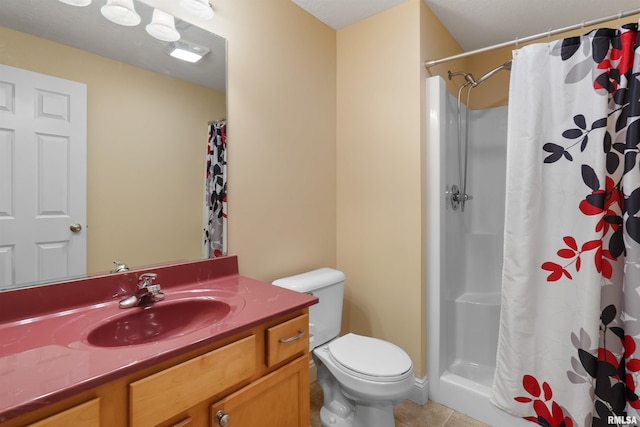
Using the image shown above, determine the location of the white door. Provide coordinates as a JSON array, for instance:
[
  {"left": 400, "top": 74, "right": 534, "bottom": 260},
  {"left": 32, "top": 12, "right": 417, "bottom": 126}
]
[{"left": 0, "top": 64, "right": 87, "bottom": 289}]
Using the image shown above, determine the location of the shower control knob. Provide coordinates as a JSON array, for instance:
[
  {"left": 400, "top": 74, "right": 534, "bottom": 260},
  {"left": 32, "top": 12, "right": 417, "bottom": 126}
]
[{"left": 214, "top": 410, "right": 230, "bottom": 426}]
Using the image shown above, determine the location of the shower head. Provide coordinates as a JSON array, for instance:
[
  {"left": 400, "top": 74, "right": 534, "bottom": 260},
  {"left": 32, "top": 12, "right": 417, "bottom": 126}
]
[
  {"left": 448, "top": 70, "right": 477, "bottom": 88},
  {"left": 473, "top": 60, "right": 512, "bottom": 86},
  {"left": 449, "top": 61, "right": 512, "bottom": 88}
]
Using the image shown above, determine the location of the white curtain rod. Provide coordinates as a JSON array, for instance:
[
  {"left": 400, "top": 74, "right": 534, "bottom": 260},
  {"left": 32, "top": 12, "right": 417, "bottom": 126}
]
[{"left": 424, "top": 8, "right": 640, "bottom": 68}]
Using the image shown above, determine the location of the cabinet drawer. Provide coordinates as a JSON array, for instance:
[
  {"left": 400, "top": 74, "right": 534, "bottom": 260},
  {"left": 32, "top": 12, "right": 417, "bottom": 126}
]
[
  {"left": 130, "top": 335, "right": 257, "bottom": 427},
  {"left": 266, "top": 314, "right": 308, "bottom": 367},
  {"left": 27, "top": 398, "right": 100, "bottom": 427}
]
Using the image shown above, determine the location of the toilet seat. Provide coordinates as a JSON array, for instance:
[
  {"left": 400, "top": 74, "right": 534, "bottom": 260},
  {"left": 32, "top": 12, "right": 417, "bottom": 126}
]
[{"left": 327, "top": 333, "right": 413, "bottom": 382}]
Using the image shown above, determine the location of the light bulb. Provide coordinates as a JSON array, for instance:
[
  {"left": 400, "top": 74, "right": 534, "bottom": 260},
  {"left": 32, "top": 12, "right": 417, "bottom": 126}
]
[
  {"left": 101, "top": 0, "right": 141, "bottom": 26},
  {"left": 146, "top": 9, "right": 180, "bottom": 42},
  {"left": 179, "top": 0, "right": 214, "bottom": 20},
  {"left": 58, "top": 0, "right": 92, "bottom": 5}
]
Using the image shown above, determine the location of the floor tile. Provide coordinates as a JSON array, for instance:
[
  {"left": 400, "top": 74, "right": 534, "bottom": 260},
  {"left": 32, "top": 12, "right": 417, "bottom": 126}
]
[
  {"left": 310, "top": 382, "right": 489, "bottom": 427},
  {"left": 444, "top": 411, "right": 491, "bottom": 427},
  {"left": 395, "top": 400, "right": 453, "bottom": 427}
]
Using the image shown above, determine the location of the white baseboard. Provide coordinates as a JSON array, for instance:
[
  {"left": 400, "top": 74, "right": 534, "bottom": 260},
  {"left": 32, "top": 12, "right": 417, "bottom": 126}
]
[
  {"left": 309, "top": 361, "right": 428, "bottom": 406},
  {"left": 409, "top": 375, "right": 429, "bottom": 405}
]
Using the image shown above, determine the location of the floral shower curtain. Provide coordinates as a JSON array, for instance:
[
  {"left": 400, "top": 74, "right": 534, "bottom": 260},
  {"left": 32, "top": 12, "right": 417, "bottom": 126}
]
[
  {"left": 492, "top": 24, "right": 640, "bottom": 426},
  {"left": 203, "top": 120, "right": 227, "bottom": 258}
]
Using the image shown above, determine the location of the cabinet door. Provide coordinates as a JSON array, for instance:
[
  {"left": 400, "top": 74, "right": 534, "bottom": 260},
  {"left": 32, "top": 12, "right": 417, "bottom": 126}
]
[
  {"left": 130, "top": 335, "right": 257, "bottom": 427},
  {"left": 210, "top": 355, "right": 309, "bottom": 427},
  {"left": 27, "top": 398, "right": 99, "bottom": 427}
]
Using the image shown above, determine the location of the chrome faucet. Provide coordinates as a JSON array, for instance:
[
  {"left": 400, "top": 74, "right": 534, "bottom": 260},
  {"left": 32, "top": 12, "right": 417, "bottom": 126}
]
[
  {"left": 119, "top": 273, "right": 165, "bottom": 308},
  {"left": 110, "top": 260, "right": 129, "bottom": 273}
]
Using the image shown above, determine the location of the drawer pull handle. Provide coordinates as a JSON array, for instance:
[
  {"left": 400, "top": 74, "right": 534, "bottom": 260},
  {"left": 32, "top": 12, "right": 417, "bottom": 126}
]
[
  {"left": 215, "top": 410, "right": 230, "bottom": 426},
  {"left": 278, "top": 329, "right": 305, "bottom": 343},
  {"left": 171, "top": 417, "right": 192, "bottom": 427}
]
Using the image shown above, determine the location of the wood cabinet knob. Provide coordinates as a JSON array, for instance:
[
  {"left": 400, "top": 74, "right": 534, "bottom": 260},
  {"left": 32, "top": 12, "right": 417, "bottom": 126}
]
[{"left": 214, "top": 410, "right": 230, "bottom": 426}]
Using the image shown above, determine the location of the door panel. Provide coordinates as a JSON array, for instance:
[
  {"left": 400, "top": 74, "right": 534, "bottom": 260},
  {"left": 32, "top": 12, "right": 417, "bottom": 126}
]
[{"left": 0, "top": 64, "right": 87, "bottom": 289}]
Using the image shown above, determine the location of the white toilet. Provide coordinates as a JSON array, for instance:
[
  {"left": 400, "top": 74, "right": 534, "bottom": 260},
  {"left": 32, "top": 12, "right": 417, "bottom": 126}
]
[{"left": 272, "top": 268, "right": 415, "bottom": 427}]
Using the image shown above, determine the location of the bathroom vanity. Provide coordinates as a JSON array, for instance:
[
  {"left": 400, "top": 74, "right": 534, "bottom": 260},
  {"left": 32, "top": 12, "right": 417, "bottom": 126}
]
[{"left": 0, "top": 256, "right": 317, "bottom": 427}]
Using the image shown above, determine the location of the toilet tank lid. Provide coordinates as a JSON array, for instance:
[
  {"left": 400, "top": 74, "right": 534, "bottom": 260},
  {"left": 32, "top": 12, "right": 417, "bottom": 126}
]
[{"left": 272, "top": 268, "right": 345, "bottom": 293}]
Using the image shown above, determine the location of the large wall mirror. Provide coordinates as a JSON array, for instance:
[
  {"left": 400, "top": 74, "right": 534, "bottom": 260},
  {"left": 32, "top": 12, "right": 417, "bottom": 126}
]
[{"left": 0, "top": 0, "right": 227, "bottom": 290}]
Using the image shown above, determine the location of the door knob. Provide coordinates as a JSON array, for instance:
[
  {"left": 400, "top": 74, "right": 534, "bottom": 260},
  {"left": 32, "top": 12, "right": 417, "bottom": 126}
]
[{"left": 70, "top": 223, "right": 82, "bottom": 233}]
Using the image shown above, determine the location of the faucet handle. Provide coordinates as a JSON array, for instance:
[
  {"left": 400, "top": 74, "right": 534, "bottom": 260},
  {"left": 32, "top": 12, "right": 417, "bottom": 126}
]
[
  {"left": 147, "top": 284, "right": 165, "bottom": 301},
  {"left": 110, "top": 260, "right": 129, "bottom": 273},
  {"left": 138, "top": 273, "right": 158, "bottom": 287}
]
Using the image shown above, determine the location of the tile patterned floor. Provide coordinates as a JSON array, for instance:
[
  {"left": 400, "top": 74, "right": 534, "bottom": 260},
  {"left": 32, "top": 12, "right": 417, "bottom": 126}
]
[{"left": 310, "top": 382, "right": 491, "bottom": 427}]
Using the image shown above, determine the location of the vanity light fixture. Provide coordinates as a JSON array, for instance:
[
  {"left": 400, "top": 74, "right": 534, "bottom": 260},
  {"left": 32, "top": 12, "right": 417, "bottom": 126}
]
[
  {"left": 58, "top": 0, "right": 92, "bottom": 6},
  {"left": 164, "top": 40, "right": 210, "bottom": 63},
  {"left": 101, "top": 0, "right": 141, "bottom": 26},
  {"left": 179, "top": 0, "right": 215, "bottom": 20},
  {"left": 146, "top": 9, "right": 181, "bottom": 42}
]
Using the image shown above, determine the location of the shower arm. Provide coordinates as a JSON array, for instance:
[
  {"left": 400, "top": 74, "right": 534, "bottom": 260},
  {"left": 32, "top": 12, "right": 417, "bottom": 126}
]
[
  {"left": 455, "top": 82, "right": 467, "bottom": 197},
  {"left": 461, "top": 85, "right": 473, "bottom": 212},
  {"left": 448, "top": 61, "right": 512, "bottom": 212},
  {"left": 450, "top": 79, "right": 474, "bottom": 212}
]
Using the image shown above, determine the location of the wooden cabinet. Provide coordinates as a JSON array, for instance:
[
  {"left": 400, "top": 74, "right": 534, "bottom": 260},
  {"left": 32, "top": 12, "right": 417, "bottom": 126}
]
[
  {"left": 1, "top": 310, "right": 310, "bottom": 427},
  {"left": 26, "top": 399, "right": 100, "bottom": 427},
  {"left": 211, "top": 355, "right": 309, "bottom": 427},
  {"left": 130, "top": 335, "right": 257, "bottom": 427}
]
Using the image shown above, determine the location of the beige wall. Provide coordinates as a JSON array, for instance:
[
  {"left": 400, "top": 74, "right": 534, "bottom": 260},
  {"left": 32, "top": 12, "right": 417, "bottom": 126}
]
[
  {"left": 2, "top": 0, "right": 337, "bottom": 278},
  {"left": 335, "top": 0, "right": 465, "bottom": 378},
  {"left": 143, "top": 0, "right": 338, "bottom": 281},
  {"left": 336, "top": 0, "right": 423, "bottom": 376},
  {"left": 145, "top": 0, "right": 466, "bottom": 380},
  {"left": 0, "top": 26, "right": 226, "bottom": 274}
]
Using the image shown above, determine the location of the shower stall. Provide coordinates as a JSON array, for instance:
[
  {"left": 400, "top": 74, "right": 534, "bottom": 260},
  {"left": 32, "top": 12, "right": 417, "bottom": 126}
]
[{"left": 425, "top": 76, "right": 528, "bottom": 426}]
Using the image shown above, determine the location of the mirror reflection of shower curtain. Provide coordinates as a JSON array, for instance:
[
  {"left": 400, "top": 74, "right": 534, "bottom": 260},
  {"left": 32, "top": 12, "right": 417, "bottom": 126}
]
[
  {"left": 492, "top": 24, "right": 640, "bottom": 425},
  {"left": 203, "top": 120, "right": 227, "bottom": 258}
]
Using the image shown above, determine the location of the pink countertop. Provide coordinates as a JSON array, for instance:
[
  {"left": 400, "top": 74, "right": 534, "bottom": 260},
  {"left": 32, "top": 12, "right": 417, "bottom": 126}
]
[{"left": 0, "top": 256, "right": 317, "bottom": 423}]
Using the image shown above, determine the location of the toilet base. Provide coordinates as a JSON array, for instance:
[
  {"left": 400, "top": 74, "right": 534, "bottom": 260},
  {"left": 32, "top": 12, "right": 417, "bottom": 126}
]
[
  {"left": 319, "top": 406, "right": 353, "bottom": 427},
  {"left": 314, "top": 350, "right": 400, "bottom": 427},
  {"left": 353, "top": 402, "right": 395, "bottom": 427},
  {"left": 319, "top": 400, "right": 395, "bottom": 427}
]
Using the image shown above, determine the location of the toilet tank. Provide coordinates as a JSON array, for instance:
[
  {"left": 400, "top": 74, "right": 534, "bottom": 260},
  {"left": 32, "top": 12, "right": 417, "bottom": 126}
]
[{"left": 272, "top": 268, "right": 345, "bottom": 350}]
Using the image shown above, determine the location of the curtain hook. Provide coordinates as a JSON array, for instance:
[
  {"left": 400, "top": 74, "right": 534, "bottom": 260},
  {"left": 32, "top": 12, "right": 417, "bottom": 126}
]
[
  {"left": 515, "top": 36, "right": 519, "bottom": 47},
  {"left": 581, "top": 20, "right": 585, "bottom": 29}
]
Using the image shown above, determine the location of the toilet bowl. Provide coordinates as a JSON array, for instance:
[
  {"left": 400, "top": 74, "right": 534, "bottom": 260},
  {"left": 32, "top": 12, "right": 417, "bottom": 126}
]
[
  {"left": 313, "top": 333, "right": 415, "bottom": 427},
  {"left": 272, "top": 268, "right": 415, "bottom": 427}
]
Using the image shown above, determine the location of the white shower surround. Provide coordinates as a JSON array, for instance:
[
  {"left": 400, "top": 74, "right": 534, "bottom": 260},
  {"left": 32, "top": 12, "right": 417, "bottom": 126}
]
[{"left": 426, "top": 76, "right": 529, "bottom": 426}]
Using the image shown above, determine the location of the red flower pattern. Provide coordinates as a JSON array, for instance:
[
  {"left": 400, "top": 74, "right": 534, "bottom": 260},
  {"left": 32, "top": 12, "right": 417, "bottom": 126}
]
[
  {"left": 541, "top": 236, "right": 613, "bottom": 282},
  {"left": 515, "top": 375, "right": 574, "bottom": 427},
  {"left": 578, "top": 176, "right": 622, "bottom": 236},
  {"left": 526, "top": 24, "right": 640, "bottom": 426},
  {"left": 624, "top": 336, "right": 640, "bottom": 410}
]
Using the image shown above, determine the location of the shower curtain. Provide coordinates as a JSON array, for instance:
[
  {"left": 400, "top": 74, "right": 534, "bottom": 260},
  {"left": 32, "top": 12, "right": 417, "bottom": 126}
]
[
  {"left": 492, "top": 24, "right": 640, "bottom": 426},
  {"left": 203, "top": 120, "right": 227, "bottom": 258}
]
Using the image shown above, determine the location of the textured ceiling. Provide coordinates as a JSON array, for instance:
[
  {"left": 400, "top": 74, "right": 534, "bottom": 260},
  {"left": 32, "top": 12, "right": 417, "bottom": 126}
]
[
  {"left": 292, "top": 0, "right": 640, "bottom": 51},
  {"left": 291, "top": 0, "right": 407, "bottom": 30}
]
